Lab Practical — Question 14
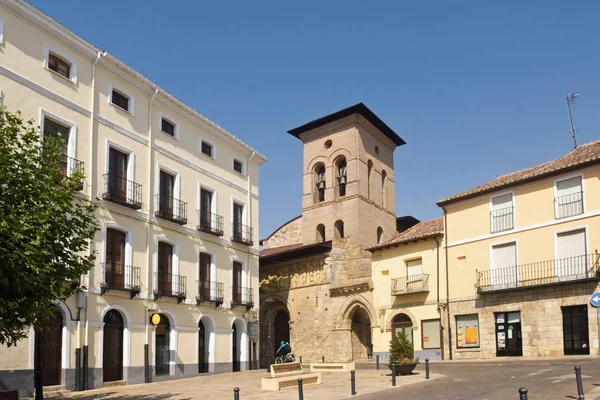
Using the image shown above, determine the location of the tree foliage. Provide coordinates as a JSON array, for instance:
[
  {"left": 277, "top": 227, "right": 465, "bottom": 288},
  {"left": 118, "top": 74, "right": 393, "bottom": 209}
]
[
  {"left": 389, "top": 331, "right": 416, "bottom": 364},
  {"left": 0, "top": 107, "right": 98, "bottom": 346}
]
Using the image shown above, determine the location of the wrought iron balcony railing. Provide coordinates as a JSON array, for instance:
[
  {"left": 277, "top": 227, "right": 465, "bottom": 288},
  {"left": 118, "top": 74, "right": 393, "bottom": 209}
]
[
  {"left": 231, "top": 286, "right": 253, "bottom": 310},
  {"left": 154, "top": 272, "right": 187, "bottom": 303},
  {"left": 155, "top": 194, "right": 187, "bottom": 225},
  {"left": 231, "top": 222, "right": 253, "bottom": 246},
  {"left": 197, "top": 210, "right": 224, "bottom": 237},
  {"left": 196, "top": 280, "right": 224, "bottom": 307},
  {"left": 391, "top": 274, "right": 430, "bottom": 295},
  {"left": 555, "top": 191, "right": 584, "bottom": 219},
  {"left": 490, "top": 206, "right": 514, "bottom": 233},
  {"left": 102, "top": 173, "right": 142, "bottom": 209},
  {"left": 58, "top": 154, "right": 84, "bottom": 190},
  {"left": 476, "top": 253, "right": 600, "bottom": 293},
  {"left": 100, "top": 262, "right": 141, "bottom": 298}
]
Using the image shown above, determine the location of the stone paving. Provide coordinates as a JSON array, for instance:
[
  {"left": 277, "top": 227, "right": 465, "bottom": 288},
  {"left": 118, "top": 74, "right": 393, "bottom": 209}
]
[{"left": 35, "top": 367, "right": 440, "bottom": 400}]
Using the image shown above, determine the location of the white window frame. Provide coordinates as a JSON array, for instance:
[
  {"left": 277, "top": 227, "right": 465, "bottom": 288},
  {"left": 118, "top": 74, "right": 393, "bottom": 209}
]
[
  {"left": 233, "top": 158, "right": 245, "bottom": 175},
  {"left": 39, "top": 109, "right": 78, "bottom": 174},
  {"left": 0, "top": 89, "right": 3, "bottom": 106},
  {"left": 489, "top": 239, "right": 518, "bottom": 289},
  {"left": 231, "top": 197, "right": 247, "bottom": 226},
  {"left": 201, "top": 139, "right": 216, "bottom": 160},
  {"left": 554, "top": 225, "right": 589, "bottom": 281},
  {"left": 105, "top": 140, "right": 136, "bottom": 197},
  {"left": 154, "top": 237, "right": 180, "bottom": 297},
  {"left": 489, "top": 190, "right": 515, "bottom": 233},
  {"left": 196, "top": 248, "right": 217, "bottom": 297},
  {"left": 156, "top": 164, "right": 181, "bottom": 201},
  {"left": 198, "top": 183, "right": 218, "bottom": 215},
  {"left": 0, "top": 18, "right": 4, "bottom": 45},
  {"left": 554, "top": 172, "right": 585, "bottom": 219},
  {"left": 406, "top": 258, "right": 423, "bottom": 278},
  {"left": 102, "top": 223, "right": 134, "bottom": 286},
  {"left": 231, "top": 256, "right": 247, "bottom": 301},
  {"left": 109, "top": 83, "right": 135, "bottom": 115},
  {"left": 159, "top": 112, "right": 179, "bottom": 140},
  {"left": 43, "top": 45, "right": 78, "bottom": 84}
]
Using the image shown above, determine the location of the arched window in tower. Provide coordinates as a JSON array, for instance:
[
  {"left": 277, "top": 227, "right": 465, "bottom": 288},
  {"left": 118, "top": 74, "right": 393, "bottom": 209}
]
[
  {"left": 367, "top": 160, "right": 373, "bottom": 200},
  {"left": 314, "top": 163, "right": 326, "bottom": 203},
  {"left": 336, "top": 157, "right": 347, "bottom": 197},
  {"left": 381, "top": 170, "right": 387, "bottom": 209},
  {"left": 316, "top": 224, "right": 326, "bottom": 242},
  {"left": 377, "top": 227, "right": 383, "bottom": 244},
  {"left": 334, "top": 220, "right": 344, "bottom": 239}
]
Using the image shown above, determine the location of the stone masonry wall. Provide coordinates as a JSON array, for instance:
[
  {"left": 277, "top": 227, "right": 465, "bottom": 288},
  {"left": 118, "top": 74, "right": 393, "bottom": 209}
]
[{"left": 261, "top": 216, "right": 302, "bottom": 250}]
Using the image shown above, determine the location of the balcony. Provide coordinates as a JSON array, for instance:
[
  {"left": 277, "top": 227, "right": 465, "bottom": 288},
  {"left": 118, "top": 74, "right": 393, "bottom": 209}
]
[
  {"left": 476, "top": 253, "right": 600, "bottom": 293},
  {"left": 231, "top": 222, "right": 253, "bottom": 246},
  {"left": 58, "top": 154, "right": 84, "bottom": 190},
  {"left": 555, "top": 191, "right": 584, "bottom": 219},
  {"left": 153, "top": 272, "right": 187, "bottom": 303},
  {"left": 102, "top": 173, "right": 142, "bottom": 209},
  {"left": 155, "top": 194, "right": 187, "bottom": 225},
  {"left": 231, "top": 286, "right": 253, "bottom": 310},
  {"left": 197, "top": 210, "right": 224, "bottom": 237},
  {"left": 196, "top": 281, "right": 224, "bottom": 307},
  {"left": 490, "top": 206, "right": 514, "bottom": 233},
  {"left": 100, "top": 262, "right": 141, "bottom": 299},
  {"left": 391, "top": 274, "right": 430, "bottom": 295}
]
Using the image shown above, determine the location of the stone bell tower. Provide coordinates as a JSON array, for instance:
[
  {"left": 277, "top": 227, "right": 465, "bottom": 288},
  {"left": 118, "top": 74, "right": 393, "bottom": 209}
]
[{"left": 287, "top": 103, "right": 406, "bottom": 250}]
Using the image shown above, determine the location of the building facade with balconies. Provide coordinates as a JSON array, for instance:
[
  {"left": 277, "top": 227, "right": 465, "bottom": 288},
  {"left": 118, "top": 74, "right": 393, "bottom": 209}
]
[
  {"left": 437, "top": 140, "right": 600, "bottom": 360},
  {"left": 0, "top": 0, "right": 265, "bottom": 396}
]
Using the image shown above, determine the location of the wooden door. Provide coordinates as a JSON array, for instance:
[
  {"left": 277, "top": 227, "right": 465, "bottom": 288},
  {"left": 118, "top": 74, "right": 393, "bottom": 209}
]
[
  {"left": 103, "top": 310, "right": 124, "bottom": 382},
  {"left": 232, "top": 261, "right": 242, "bottom": 304},
  {"left": 158, "top": 242, "right": 173, "bottom": 294},
  {"left": 233, "top": 203, "right": 243, "bottom": 240},
  {"left": 200, "top": 189, "right": 212, "bottom": 228},
  {"left": 36, "top": 311, "right": 62, "bottom": 386},
  {"left": 106, "top": 228, "right": 126, "bottom": 287},
  {"left": 198, "top": 321, "right": 207, "bottom": 373},
  {"left": 232, "top": 324, "right": 240, "bottom": 372},
  {"left": 199, "top": 253, "right": 211, "bottom": 300},
  {"left": 108, "top": 148, "right": 128, "bottom": 200},
  {"left": 159, "top": 172, "right": 175, "bottom": 216}
]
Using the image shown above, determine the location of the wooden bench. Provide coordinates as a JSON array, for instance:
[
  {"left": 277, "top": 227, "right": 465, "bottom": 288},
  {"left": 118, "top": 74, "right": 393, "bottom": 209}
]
[
  {"left": 309, "top": 361, "right": 355, "bottom": 373},
  {"left": 262, "top": 362, "right": 322, "bottom": 391}
]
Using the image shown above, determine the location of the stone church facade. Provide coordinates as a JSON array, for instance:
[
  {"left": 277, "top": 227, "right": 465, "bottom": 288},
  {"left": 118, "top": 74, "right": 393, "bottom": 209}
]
[{"left": 259, "top": 103, "right": 406, "bottom": 364}]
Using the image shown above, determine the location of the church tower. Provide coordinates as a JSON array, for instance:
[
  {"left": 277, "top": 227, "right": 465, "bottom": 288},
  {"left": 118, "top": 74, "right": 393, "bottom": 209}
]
[{"left": 287, "top": 103, "right": 406, "bottom": 249}]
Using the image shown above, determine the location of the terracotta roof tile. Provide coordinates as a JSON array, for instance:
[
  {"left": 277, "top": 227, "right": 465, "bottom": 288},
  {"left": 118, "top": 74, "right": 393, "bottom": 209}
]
[
  {"left": 438, "top": 139, "right": 600, "bottom": 205},
  {"left": 368, "top": 217, "right": 443, "bottom": 251},
  {"left": 259, "top": 243, "right": 305, "bottom": 258}
]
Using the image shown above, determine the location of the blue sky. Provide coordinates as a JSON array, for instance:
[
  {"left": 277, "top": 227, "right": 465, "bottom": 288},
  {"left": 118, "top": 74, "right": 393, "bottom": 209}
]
[{"left": 29, "top": 1, "right": 600, "bottom": 239}]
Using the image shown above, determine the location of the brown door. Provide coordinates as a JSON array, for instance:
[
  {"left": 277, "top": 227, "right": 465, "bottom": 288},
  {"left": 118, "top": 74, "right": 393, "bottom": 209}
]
[
  {"left": 108, "top": 148, "right": 128, "bottom": 200},
  {"left": 106, "top": 228, "right": 126, "bottom": 287},
  {"left": 233, "top": 261, "right": 242, "bottom": 304},
  {"left": 198, "top": 321, "right": 207, "bottom": 373},
  {"left": 159, "top": 171, "right": 175, "bottom": 216},
  {"left": 233, "top": 203, "right": 243, "bottom": 240},
  {"left": 158, "top": 242, "right": 173, "bottom": 294},
  {"left": 200, "top": 189, "right": 212, "bottom": 229},
  {"left": 199, "top": 252, "right": 211, "bottom": 300},
  {"left": 103, "top": 310, "right": 124, "bottom": 382},
  {"left": 36, "top": 311, "right": 62, "bottom": 386}
]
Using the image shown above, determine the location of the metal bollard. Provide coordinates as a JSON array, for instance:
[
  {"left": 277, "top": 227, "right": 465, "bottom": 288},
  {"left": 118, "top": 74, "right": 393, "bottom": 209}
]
[
  {"left": 575, "top": 365, "right": 585, "bottom": 400},
  {"left": 298, "top": 378, "right": 304, "bottom": 400},
  {"left": 234, "top": 387, "right": 240, "bottom": 400},
  {"left": 425, "top": 358, "right": 430, "bottom": 380},
  {"left": 322, "top": 355, "right": 325, "bottom": 363},
  {"left": 376, "top": 355, "right": 380, "bottom": 370},
  {"left": 351, "top": 370, "right": 356, "bottom": 396},
  {"left": 518, "top": 387, "right": 528, "bottom": 400},
  {"left": 299, "top": 356, "right": 302, "bottom": 364},
  {"left": 392, "top": 364, "right": 396, "bottom": 387}
]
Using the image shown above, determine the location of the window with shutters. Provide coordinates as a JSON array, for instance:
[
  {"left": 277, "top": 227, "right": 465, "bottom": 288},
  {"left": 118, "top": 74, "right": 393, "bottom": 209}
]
[
  {"left": 490, "top": 193, "right": 514, "bottom": 233},
  {"left": 555, "top": 176, "right": 584, "bottom": 219},
  {"left": 48, "top": 52, "right": 71, "bottom": 79},
  {"left": 44, "top": 45, "right": 77, "bottom": 84},
  {"left": 109, "top": 84, "right": 135, "bottom": 115},
  {"left": 111, "top": 90, "right": 130, "bottom": 112},
  {"left": 161, "top": 118, "right": 176, "bottom": 137},
  {"left": 556, "top": 229, "right": 588, "bottom": 281},
  {"left": 491, "top": 242, "right": 517, "bottom": 289}
]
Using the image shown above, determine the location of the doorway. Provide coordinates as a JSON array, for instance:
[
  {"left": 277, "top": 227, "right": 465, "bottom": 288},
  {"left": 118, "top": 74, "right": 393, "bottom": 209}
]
[
  {"left": 562, "top": 305, "right": 589, "bottom": 355},
  {"left": 495, "top": 311, "right": 522, "bottom": 357},
  {"left": 273, "top": 310, "right": 290, "bottom": 353},
  {"left": 35, "top": 309, "right": 63, "bottom": 386},
  {"left": 198, "top": 320, "right": 207, "bottom": 373},
  {"left": 103, "top": 310, "right": 124, "bottom": 382},
  {"left": 351, "top": 308, "right": 371, "bottom": 360},
  {"left": 155, "top": 314, "right": 170, "bottom": 375},
  {"left": 232, "top": 323, "right": 240, "bottom": 372}
]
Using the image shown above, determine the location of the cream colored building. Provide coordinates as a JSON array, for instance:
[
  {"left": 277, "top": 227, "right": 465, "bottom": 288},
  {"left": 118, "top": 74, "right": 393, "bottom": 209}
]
[
  {"left": 0, "top": 0, "right": 266, "bottom": 396},
  {"left": 438, "top": 141, "right": 600, "bottom": 360},
  {"left": 368, "top": 217, "right": 445, "bottom": 361}
]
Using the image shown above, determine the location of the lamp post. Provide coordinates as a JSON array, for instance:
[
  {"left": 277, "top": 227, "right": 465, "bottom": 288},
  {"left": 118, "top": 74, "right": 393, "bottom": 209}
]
[{"left": 265, "top": 297, "right": 275, "bottom": 371}]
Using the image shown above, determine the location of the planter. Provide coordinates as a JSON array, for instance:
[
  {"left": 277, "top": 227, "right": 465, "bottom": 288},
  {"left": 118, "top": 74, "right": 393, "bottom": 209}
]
[{"left": 387, "top": 362, "right": 418, "bottom": 375}]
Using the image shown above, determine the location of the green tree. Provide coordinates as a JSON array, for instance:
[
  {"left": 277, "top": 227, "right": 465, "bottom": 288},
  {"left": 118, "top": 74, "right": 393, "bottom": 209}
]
[
  {"left": 389, "top": 331, "right": 415, "bottom": 364},
  {"left": 0, "top": 107, "right": 98, "bottom": 347}
]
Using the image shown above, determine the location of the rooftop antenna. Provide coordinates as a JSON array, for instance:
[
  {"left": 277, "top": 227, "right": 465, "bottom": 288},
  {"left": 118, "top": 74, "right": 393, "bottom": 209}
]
[{"left": 566, "top": 92, "right": 579, "bottom": 149}]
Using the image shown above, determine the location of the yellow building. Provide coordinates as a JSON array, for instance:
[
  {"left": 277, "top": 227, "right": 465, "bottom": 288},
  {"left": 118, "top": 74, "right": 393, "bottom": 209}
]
[
  {"left": 368, "top": 217, "right": 445, "bottom": 361},
  {"left": 0, "top": 0, "right": 266, "bottom": 396},
  {"left": 437, "top": 140, "right": 600, "bottom": 360}
]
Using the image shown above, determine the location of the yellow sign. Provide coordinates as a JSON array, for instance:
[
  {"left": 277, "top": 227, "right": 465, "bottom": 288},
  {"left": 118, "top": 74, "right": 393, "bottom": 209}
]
[{"left": 151, "top": 314, "right": 161, "bottom": 326}]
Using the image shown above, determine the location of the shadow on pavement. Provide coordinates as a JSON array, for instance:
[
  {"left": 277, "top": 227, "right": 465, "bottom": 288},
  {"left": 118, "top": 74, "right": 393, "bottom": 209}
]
[{"left": 45, "top": 392, "right": 191, "bottom": 400}]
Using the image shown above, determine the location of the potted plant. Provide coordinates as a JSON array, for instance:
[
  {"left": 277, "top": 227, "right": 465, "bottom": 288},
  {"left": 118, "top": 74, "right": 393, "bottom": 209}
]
[{"left": 387, "top": 331, "right": 419, "bottom": 375}]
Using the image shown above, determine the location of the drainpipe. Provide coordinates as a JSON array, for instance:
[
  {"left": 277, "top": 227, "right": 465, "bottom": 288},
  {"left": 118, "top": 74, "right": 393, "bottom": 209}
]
[
  {"left": 145, "top": 87, "right": 159, "bottom": 383},
  {"left": 247, "top": 151, "right": 255, "bottom": 369},
  {"left": 434, "top": 236, "right": 441, "bottom": 359},
  {"left": 442, "top": 206, "right": 452, "bottom": 360}
]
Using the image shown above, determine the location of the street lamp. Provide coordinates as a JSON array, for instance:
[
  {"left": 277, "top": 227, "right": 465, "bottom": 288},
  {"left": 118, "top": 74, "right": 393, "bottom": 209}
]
[{"left": 264, "top": 297, "right": 275, "bottom": 371}]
